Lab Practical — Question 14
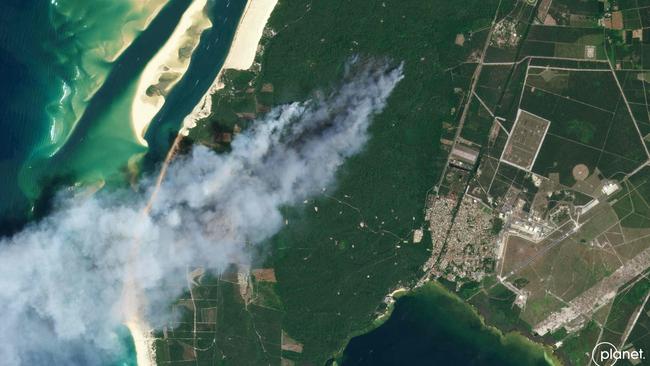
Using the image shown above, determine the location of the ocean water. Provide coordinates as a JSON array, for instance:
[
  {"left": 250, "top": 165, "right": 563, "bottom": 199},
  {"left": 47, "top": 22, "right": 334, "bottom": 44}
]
[
  {"left": 19, "top": 0, "right": 193, "bottom": 199},
  {"left": 42, "top": 0, "right": 169, "bottom": 157},
  {"left": 0, "top": 0, "right": 246, "bottom": 234},
  {"left": 0, "top": 0, "right": 166, "bottom": 230},
  {"left": 342, "top": 283, "right": 556, "bottom": 366},
  {"left": 112, "top": 326, "right": 138, "bottom": 366},
  {"left": 0, "top": 0, "right": 246, "bottom": 363},
  {"left": 0, "top": 0, "right": 56, "bottom": 230},
  {"left": 143, "top": 0, "right": 247, "bottom": 164}
]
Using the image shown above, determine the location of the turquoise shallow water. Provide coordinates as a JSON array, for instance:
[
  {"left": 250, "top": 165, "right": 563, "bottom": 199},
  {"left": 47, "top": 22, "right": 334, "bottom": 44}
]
[
  {"left": 0, "top": 0, "right": 164, "bottom": 231},
  {"left": 0, "top": 0, "right": 246, "bottom": 236},
  {"left": 0, "top": 1, "right": 563, "bottom": 366},
  {"left": 114, "top": 326, "right": 137, "bottom": 366},
  {"left": 143, "top": 0, "right": 247, "bottom": 164},
  {"left": 42, "top": 0, "right": 169, "bottom": 157},
  {"left": 0, "top": 0, "right": 245, "bottom": 363},
  {"left": 19, "top": 0, "right": 193, "bottom": 200}
]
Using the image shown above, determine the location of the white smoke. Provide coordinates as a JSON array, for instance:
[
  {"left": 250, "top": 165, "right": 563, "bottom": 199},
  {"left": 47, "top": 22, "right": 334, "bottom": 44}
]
[{"left": 0, "top": 61, "right": 403, "bottom": 365}]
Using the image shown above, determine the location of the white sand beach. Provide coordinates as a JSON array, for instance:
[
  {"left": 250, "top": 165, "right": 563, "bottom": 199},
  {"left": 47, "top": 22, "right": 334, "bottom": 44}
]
[
  {"left": 131, "top": 0, "right": 212, "bottom": 146},
  {"left": 221, "top": 0, "right": 278, "bottom": 70},
  {"left": 122, "top": 249, "right": 156, "bottom": 366},
  {"left": 126, "top": 319, "right": 156, "bottom": 366},
  {"left": 180, "top": 0, "right": 278, "bottom": 135},
  {"left": 123, "top": 272, "right": 157, "bottom": 366},
  {"left": 127, "top": 1, "right": 278, "bottom": 364}
]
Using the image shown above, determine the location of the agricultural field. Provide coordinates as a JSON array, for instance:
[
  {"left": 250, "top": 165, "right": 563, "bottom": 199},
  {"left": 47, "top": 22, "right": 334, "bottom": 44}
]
[
  {"left": 521, "top": 26, "right": 606, "bottom": 60},
  {"left": 153, "top": 269, "right": 285, "bottom": 365}
]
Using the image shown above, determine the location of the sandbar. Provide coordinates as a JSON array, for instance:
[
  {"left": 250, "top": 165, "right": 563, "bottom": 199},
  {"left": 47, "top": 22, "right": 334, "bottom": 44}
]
[
  {"left": 131, "top": 0, "right": 212, "bottom": 146},
  {"left": 180, "top": 0, "right": 278, "bottom": 135},
  {"left": 127, "top": 1, "right": 278, "bottom": 364}
]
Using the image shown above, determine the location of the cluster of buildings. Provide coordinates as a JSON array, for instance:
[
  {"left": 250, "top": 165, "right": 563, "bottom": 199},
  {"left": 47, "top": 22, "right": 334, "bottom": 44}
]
[
  {"left": 423, "top": 194, "right": 499, "bottom": 283},
  {"left": 600, "top": 1, "right": 650, "bottom": 44},
  {"left": 491, "top": 19, "right": 521, "bottom": 49},
  {"left": 422, "top": 195, "right": 457, "bottom": 279}
]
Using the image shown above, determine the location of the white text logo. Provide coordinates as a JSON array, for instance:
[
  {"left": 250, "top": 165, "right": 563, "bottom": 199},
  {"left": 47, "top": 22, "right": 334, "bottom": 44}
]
[{"left": 591, "top": 342, "right": 645, "bottom": 366}]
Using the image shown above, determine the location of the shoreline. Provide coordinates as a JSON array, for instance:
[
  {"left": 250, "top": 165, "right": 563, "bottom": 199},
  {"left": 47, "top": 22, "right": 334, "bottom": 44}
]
[
  {"left": 343, "top": 282, "right": 562, "bottom": 366},
  {"left": 180, "top": 0, "right": 278, "bottom": 136},
  {"left": 131, "top": 0, "right": 212, "bottom": 146},
  {"left": 126, "top": 319, "right": 156, "bottom": 366},
  {"left": 38, "top": 0, "right": 170, "bottom": 158},
  {"left": 127, "top": 1, "right": 278, "bottom": 365}
]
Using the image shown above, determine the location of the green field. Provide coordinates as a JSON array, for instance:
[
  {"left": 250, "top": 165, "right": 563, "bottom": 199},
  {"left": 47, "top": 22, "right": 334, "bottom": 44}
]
[
  {"left": 524, "top": 79, "right": 648, "bottom": 184},
  {"left": 612, "top": 167, "right": 650, "bottom": 229},
  {"left": 556, "top": 320, "right": 601, "bottom": 366},
  {"left": 467, "top": 279, "right": 533, "bottom": 334},
  {"left": 600, "top": 274, "right": 650, "bottom": 347}
]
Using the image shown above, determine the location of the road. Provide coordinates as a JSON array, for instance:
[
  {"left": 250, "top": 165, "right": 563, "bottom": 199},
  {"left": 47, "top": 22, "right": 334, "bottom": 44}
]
[{"left": 434, "top": 1, "right": 504, "bottom": 191}]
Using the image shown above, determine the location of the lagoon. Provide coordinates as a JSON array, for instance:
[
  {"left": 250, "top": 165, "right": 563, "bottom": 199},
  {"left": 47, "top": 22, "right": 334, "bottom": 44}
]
[{"left": 342, "top": 283, "right": 557, "bottom": 366}]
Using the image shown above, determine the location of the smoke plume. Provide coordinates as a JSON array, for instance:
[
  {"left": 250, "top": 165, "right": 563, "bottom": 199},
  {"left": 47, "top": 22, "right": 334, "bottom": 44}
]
[{"left": 0, "top": 60, "right": 403, "bottom": 365}]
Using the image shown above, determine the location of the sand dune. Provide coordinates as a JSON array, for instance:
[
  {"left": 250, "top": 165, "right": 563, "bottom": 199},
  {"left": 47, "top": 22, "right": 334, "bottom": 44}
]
[
  {"left": 126, "top": 320, "right": 155, "bottom": 366},
  {"left": 131, "top": 0, "right": 212, "bottom": 146},
  {"left": 180, "top": 0, "right": 278, "bottom": 135},
  {"left": 127, "top": 2, "right": 278, "bottom": 365}
]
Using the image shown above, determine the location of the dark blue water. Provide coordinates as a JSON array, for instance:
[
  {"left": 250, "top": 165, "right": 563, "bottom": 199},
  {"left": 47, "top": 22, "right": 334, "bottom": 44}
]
[
  {"left": 0, "top": 0, "right": 56, "bottom": 230},
  {"left": 21, "top": 0, "right": 195, "bottom": 195},
  {"left": 144, "top": 0, "right": 247, "bottom": 164},
  {"left": 0, "top": 0, "right": 246, "bottom": 363},
  {"left": 0, "top": 0, "right": 246, "bottom": 235},
  {"left": 342, "top": 284, "right": 556, "bottom": 366}
]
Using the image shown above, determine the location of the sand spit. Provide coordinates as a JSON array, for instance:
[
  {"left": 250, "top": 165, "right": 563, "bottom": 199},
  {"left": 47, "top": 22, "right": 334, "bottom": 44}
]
[
  {"left": 131, "top": 0, "right": 212, "bottom": 146},
  {"left": 43, "top": 0, "right": 170, "bottom": 158},
  {"left": 126, "top": 319, "right": 156, "bottom": 366},
  {"left": 180, "top": 0, "right": 278, "bottom": 136},
  {"left": 127, "top": 2, "right": 278, "bottom": 364},
  {"left": 221, "top": 0, "right": 278, "bottom": 70}
]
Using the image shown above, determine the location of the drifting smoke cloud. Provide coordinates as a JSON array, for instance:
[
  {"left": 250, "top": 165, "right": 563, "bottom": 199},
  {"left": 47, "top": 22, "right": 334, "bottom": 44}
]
[{"left": 0, "top": 60, "right": 403, "bottom": 365}]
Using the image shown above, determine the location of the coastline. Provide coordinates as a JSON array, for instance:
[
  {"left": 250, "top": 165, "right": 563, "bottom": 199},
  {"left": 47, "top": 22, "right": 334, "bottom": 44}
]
[
  {"left": 127, "top": 1, "right": 278, "bottom": 365},
  {"left": 341, "top": 282, "right": 562, "bottom": 366},
  {"left": 37, "top": 0, "right": 170, "bottom": 159},
  {"left": 131, "top": 0, "right": 212, "bottom": 146},
  {"left": 126, "top": 319, "right": 156, "bottom": 366},
  {"left": 180, "top": 0, "right": 278, "bottom": 136}
]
